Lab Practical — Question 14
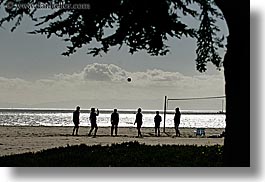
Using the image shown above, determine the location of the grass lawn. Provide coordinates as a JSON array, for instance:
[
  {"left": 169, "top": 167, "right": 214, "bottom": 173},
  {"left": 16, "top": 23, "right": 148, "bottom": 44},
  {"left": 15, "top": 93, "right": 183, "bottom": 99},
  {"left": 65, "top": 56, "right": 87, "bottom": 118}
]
[{"left": 0, "top": 141, "right": 223, "bottom": 167}]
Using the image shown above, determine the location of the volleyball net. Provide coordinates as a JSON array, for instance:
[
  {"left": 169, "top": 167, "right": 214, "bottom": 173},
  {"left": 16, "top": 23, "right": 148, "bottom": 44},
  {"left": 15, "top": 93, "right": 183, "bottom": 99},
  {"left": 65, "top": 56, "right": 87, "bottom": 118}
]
[{"left": 163, "top": 95, "right": 226, "bottom": 132}]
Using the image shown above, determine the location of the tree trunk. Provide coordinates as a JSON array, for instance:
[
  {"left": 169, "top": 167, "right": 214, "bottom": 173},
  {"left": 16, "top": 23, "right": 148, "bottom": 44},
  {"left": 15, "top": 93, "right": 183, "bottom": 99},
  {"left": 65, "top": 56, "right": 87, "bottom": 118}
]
[{"left": 216, "top": 1, "right": 250, "bottom": 166}]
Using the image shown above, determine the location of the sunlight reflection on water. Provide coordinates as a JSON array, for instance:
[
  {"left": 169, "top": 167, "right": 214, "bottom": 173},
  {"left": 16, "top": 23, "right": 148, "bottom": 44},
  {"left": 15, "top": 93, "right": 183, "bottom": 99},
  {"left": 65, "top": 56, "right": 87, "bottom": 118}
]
[{"left": 0, "top": 110, "right": 226, "bottom": 128}]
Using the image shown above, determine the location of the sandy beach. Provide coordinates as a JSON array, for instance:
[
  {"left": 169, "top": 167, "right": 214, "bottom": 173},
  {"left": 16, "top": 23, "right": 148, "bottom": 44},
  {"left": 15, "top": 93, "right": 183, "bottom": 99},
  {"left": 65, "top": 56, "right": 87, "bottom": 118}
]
[{"left": 0, "top": 126, "right": 225, "bottom": 157}]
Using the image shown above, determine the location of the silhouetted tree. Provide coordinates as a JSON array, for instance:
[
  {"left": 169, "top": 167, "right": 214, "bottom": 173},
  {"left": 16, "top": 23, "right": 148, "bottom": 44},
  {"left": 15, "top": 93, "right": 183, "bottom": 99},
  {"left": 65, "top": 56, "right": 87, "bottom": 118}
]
[
  {"left": 214, "top": 1, "right": 249, "bottom": 167},
  {"left": 0, "top": 0, "right": 249, "bottom": 166}
]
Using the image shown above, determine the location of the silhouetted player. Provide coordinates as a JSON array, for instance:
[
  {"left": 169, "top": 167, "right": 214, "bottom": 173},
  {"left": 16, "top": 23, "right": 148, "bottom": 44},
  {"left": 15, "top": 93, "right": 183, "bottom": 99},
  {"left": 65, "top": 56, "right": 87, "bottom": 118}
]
[
  {"left": 174, "top": 107, "right": 181, "bottom": 137},
  {"left": 134, "top": 108, "right": 143, "bottom": 137},
  {"left": 111, "top": 108, "right": 119, "bottom": 136},
  {"left": 154, "top": 111, "right": 162, "bottom": 136},
  {"left": 72, "top": 106, "right": 80, "bottom": 136},
  {"left": 88, "top": 108, "right": 99, "bottom": 137}
]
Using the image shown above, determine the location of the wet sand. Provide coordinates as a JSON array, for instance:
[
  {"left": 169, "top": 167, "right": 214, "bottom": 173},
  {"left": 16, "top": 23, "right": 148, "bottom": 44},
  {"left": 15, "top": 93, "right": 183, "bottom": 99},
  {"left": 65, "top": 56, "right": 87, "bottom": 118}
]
[{"left": 0, "top": 126, "right": 225, "bottom": 156}]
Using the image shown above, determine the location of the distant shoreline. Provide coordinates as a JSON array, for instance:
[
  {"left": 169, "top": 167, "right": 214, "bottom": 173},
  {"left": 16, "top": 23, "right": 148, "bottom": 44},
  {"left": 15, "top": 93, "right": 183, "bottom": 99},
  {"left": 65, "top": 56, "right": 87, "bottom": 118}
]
[{"left": 0, "top": 108, "right": 226, "bottom": 115}]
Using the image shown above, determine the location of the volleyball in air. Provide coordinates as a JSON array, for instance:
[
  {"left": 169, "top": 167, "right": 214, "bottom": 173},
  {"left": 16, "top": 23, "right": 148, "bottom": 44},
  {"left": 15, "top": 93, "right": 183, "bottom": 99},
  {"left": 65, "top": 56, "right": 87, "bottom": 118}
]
[{"left": 127, "top": 77, "right": 132, "bottom": 82}]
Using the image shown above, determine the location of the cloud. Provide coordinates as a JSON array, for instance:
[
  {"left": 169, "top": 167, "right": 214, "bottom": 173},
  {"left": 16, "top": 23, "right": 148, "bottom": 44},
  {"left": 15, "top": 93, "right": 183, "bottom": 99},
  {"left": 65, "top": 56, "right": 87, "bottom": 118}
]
[
  {"left": 81, "top": 63, "right": 128, "bottom": 81},
  {"left": 132, "top": 69, "right": 183, "bottom": 82},
  {"left": 0, "top": 63, "right": 225, "bottom": 107},
  {"left": 0, "top": 77, "right": 30, "bottom": 90},
  {"left": 52, "top": 63, "right": 224, "bottom": 85}
]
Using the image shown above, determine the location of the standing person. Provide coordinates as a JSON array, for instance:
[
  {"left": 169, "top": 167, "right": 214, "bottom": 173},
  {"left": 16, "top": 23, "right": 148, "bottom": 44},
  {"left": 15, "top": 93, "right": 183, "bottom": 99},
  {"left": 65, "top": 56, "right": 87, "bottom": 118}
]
[
  {"left": 174, "top": 107, "right": 181, "bottom": 137},
  {"left": 88, "top": 108, "right": 99, "bottom": 137},
  {"left": 154, "top": 111, "right": 162, "bottom": 137},
  {"left": 134, "top": 108, "right": 143, "bottom": 137},
  {"left": 72, "top": 106, "right": 80, "bottom": 136},
  {"left": 110, "top": 108, "right": 119, "bottom": 136}
]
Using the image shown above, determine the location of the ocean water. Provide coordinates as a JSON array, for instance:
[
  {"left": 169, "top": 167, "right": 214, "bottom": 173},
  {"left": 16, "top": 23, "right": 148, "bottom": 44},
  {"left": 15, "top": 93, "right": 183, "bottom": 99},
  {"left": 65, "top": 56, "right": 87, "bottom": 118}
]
[{"left": 0, "top": 109, "right": 226, "bottom": 128}]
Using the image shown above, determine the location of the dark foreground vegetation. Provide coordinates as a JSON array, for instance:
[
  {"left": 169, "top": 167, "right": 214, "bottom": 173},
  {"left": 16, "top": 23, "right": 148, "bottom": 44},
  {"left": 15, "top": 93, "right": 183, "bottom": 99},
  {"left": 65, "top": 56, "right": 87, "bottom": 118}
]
[{"left": 0, "top": 142, "right": 223, "bottom": 167}]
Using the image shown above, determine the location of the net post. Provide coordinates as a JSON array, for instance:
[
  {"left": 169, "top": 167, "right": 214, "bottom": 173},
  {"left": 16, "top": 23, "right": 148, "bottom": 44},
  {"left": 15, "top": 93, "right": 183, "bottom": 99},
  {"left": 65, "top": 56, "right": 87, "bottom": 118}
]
[{"left": 163, "top": 96, "right": 167, "bottom": 133}]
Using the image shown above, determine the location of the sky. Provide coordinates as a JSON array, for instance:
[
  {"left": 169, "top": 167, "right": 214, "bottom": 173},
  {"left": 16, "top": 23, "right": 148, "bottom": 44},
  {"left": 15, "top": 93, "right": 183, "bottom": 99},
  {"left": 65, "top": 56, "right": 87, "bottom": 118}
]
[
  {"left": 0, "top": 0, "right": 260, "bottom": 181},
  {"left": 0, "top": 6, "right": 228, "bottom": 110}
]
